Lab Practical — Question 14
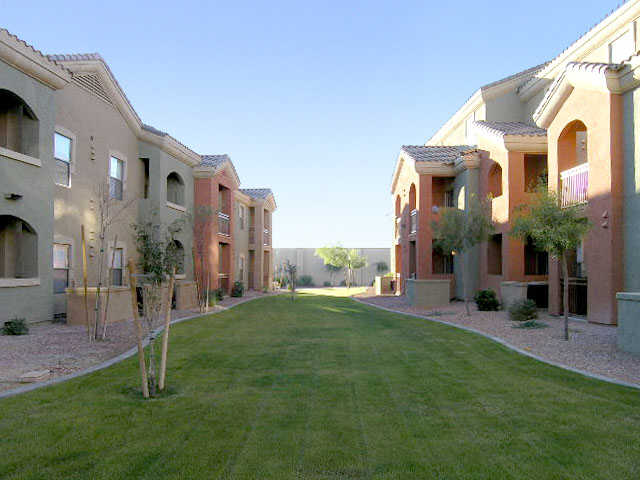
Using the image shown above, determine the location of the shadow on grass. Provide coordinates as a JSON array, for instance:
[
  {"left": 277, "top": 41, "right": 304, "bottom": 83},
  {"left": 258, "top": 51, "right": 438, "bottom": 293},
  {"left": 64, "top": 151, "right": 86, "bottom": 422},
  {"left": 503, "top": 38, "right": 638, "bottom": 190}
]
[{"left": 120, "top": 385, "right": 181, "bottom": 401}]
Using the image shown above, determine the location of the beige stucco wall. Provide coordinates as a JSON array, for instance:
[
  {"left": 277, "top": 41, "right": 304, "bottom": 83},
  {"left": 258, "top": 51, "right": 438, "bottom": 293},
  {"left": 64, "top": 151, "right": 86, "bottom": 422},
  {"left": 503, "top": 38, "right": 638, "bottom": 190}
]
[
  {"left": 53, "top": 82, "right": 142, "bottom": 313},
  {"left": 274, "top": 248, "right": 390, "bottom": 286}
]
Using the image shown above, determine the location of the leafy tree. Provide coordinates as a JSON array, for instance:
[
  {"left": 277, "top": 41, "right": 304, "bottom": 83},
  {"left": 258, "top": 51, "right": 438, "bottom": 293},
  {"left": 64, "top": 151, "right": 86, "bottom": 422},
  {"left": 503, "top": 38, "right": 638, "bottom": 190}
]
[
  {"left": 315, "top": 246, "right": 367, "bottom": 289},
  {"left": 432, "top": 196, "right": 494, "bottom": 315},
  {"left": 375, "top": 261, "right": 389, "bottom": 274},
  {"left": 324, "top": 263, "right": 342, "bottom": 286},
  {"left": 510, "top": 185, "right": 591, "bottom": 340},
  {"left": 130, "top": 218, "right": 184, "bottom": 397}
]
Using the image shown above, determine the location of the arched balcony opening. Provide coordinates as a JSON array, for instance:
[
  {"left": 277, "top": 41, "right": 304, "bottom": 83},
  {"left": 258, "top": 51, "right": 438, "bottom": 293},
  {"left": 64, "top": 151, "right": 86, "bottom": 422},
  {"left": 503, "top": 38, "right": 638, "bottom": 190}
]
[
  {"left": 0, "top": 89, "right": 39, "bottom": 158},
  {"left": 558, "top": 120, "right": 588, "bottom": 208},
  {"left": 166, "top": 172, "right": 185, "bottom": 206},
  {"left": 488, "top": 162, "right": 503, "bottom": 198},
  {"left": 0, "top": 215, "right": 38, "bottom": 280}
]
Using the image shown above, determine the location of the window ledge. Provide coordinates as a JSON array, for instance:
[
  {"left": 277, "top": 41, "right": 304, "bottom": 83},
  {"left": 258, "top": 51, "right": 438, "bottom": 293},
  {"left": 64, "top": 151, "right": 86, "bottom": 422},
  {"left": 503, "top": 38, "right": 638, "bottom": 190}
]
[
  {"left": 0, "top": 277, "right": 41, "bottom": 288},
  {"left": 166, "top": 201, "right": 186, "bottom": 212},
  {"left": 0, "top": 147, "right": 41, "bottom": 167}
]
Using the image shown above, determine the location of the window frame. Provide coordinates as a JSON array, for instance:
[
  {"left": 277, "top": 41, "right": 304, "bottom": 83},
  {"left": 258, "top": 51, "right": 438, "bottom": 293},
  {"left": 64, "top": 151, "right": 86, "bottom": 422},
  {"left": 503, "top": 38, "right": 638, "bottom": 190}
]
[
  {"left": 108, "top": 241, "right": 126, "bottom": 287},
  {"left": 54, "top": 126, "right": 76, "bottom": 188},
  {"left": 53, "top": 243, "right": 71, "bottom": 294},
  {"left": 108, "top": 152, "right": 127, "bottom": 201}
]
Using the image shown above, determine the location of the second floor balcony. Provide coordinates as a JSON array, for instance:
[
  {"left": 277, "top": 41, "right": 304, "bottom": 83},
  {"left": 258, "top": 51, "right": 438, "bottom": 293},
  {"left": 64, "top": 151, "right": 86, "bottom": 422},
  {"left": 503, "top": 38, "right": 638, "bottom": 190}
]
[
  {"left": 560, "top": 163, "right": 588, "bottom": 208},
  {"left": 263, "top": 228, "right": 271, "bottom": 246},
  {"left": 218, "top": 212, "right": 230, "bottom": 236}
]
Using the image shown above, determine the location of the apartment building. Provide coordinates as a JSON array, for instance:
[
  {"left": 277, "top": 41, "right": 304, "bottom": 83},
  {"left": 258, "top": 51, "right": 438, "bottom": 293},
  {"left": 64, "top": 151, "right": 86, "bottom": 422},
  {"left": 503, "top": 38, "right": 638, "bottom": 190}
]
[
  {"left": 194, "top": 155, "right": 276, "bottom": 294},
  {"left": 0, "top": 29, "right": 276, "bottom": 324},
  {"left": 392, "top": 0, "right": 640, "bottom": 326}
]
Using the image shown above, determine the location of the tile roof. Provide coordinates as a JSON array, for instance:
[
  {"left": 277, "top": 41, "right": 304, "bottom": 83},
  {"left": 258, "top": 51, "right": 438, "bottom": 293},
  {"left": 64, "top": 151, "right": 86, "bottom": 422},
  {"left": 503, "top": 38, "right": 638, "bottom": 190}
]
[
  {"left": 240, "top": 188, "right": 273, "bottom": 199},
  {"left": 401, "top": 145, "right": 475, "bottom": 164},
  {"left": 200, "top": 154, "right": 231, "bottom": 167},
  {"left": 473, "top": 121, "right": 547, "bottom": 138},
  {"left": 0, "top": 28, "right": 71, "bottom": 80}
]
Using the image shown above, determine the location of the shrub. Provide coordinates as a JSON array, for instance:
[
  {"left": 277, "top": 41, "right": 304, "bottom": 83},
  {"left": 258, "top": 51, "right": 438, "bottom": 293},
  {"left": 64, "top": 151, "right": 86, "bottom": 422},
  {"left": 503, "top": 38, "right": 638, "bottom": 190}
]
[
  {"left": 298, "top": 275, "right": 314, "bottom": 287},
  {"left": 339, "top": 280, "right": 346, "bottom": 286},
  {"left": 2, "top": 317, "right": 29, "bottom": 336},
  {"left": 209, "top": 288, "right": 224, "bottom": 303},
  {"left": 231, "top": 281, "right": 244, "bottom": 298},
  {"left": 509, "top": 299, "right": 538, "bottom": 322},
  {"left": 323, "top": 281, "right": 332, "bottom": 287},
  {"left": 474, "top": 289, "right": 500, "bottom": 311}
]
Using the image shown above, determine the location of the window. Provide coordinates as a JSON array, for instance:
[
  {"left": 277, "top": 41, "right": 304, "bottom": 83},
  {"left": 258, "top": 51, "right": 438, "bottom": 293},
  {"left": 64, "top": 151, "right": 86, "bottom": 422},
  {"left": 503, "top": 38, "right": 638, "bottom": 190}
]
[
  {"left": 444, "top": 190, "right": 454, "bottom": 208},
  {"left": 524, "top": 154, "right": 548, "bottom": 192},
  {"left": 109, "top": 156, "right": 124, "bottom": 200},
  {"left": 111, "top": 248, "right": 123, "bottom": 286},
  {"left": 53, "top": 243, "right": 70, "bottom": 293},
  {"left": 488, "top": 234, "right": 503, "bottom": 275},
  {"left": 609, "top": 29, "right": 634, "bottom": 63},
  {"left": 239, "top": 205, "right": 245, "bottom": 229},
  {"left": 0, "top": 216, "right": 38, "bottom": 279},
  {"left": 457, "top": 186, "right": 466, "bottom": 210},
  {"left": 54, "top": 132, "right": 72, "bottom": 187},
  {"left": 173, "top": 240, "right": 185, "bottom": 275}
]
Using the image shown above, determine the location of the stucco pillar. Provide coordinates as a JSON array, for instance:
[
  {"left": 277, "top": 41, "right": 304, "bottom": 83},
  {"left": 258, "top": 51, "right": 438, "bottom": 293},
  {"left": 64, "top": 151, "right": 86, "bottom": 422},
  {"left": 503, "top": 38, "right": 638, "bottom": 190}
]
[{"left": 417, "top": 174, "right": 433, "bottom": 279}]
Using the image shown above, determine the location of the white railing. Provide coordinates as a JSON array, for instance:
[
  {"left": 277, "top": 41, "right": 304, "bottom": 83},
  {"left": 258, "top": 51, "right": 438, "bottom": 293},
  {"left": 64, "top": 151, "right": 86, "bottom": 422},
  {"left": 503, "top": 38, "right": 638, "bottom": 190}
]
[
  {"left": 560, "top": 163, "right": 588, "bottom": 208},
  {"left": 410, "top": 209, "right": 418, "bottom": 234},
  {"left": 218, "top": 212, "right": 230, "bottom": 236}
]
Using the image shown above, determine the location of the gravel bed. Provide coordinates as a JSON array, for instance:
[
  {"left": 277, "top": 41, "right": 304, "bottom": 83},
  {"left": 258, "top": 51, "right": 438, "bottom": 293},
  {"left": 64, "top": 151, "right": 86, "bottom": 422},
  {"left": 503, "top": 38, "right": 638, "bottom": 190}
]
[
  {"left": 0, "top": 291, "right": 273, "bottom": 392},
  {"left": 356, "top": 291, "right": 640, "bottom": 387}
]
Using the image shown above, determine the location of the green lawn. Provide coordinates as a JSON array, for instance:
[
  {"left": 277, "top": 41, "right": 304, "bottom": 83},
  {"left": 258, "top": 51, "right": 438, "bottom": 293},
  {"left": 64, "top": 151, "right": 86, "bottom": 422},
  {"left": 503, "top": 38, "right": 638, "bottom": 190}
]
[{"left": 1, "top": 292, "right": 639, "bottom": 479}]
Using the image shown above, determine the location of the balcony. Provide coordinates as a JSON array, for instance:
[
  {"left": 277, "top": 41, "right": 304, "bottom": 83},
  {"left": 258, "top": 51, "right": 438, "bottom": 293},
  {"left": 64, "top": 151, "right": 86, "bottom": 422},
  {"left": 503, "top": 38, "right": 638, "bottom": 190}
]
[
  {"left": 218, "top": 212, "right": 230, "bottom": 236},
  {"left": 395, "top": 217, "right": 401, "bottom": 240},
  {"left": 263, "top": 228, "right": 271, "bottom": 246},
  {"left": 410, "top": 209, "right": 418, "bottom": 234},
  {"left": 560, "top": 163, "right": 588, "bottom": 208}
]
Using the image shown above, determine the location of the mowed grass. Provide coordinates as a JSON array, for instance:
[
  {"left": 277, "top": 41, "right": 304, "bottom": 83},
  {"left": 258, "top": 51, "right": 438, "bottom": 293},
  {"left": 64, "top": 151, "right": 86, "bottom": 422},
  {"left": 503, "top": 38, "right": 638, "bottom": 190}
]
[{"left": 1, "top": 293, "right": 639, "bottom": 479}]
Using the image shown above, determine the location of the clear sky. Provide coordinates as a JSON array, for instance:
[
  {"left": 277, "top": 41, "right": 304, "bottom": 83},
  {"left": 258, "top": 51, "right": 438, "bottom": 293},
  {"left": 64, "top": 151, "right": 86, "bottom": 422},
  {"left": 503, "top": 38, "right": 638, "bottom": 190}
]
[{"left": 1, "top": 0, "right": 620, "bottom": 247}]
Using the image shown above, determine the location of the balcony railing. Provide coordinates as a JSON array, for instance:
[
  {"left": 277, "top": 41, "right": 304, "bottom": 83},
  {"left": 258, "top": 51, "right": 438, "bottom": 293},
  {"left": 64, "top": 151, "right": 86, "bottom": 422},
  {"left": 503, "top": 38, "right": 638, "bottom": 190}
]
[
  {"left": 410, "top": 209, "right": 418, "bottom": 234},
  {"left": 218, "top": 212, "right": 230, "bottom": 236},
  {"left": 263, "top": 228, "right": 271, "bottom": 246},
  {"left": 560, "top": 163, "right": 588, "bottom": 208}
]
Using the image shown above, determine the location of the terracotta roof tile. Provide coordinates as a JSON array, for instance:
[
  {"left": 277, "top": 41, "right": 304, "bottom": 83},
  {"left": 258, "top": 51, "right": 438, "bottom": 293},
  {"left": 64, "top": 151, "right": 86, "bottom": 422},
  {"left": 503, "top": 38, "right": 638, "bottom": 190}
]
[
  {"left": 401, "top": 145, "right": 474, "bottom": 164},
  {"left": 473, "top": 121, "right": 547, "bottom": 137},
  {"left": 240, "top": 188, "right": 273, "bottom": 199}
]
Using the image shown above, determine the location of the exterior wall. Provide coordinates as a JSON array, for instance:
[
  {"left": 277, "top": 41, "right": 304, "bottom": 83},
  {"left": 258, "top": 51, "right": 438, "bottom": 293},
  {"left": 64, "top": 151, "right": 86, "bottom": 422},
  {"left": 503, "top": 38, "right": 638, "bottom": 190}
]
[
  {"left": 193, "top": 168, "right": 236, "bottom": 293},
  {"left": 617, "top": 293, "right": 640, "bottom": 354},
  {"left": 0, "top": 60, "right": 57, "bottom": 323},
  {"left": 405, "top": 278, "right": 450, "bottom": 308},
  {"left": 53, "top": 82, "right": 142, "bottom": 314},
  {"left": 623, "top": 86, "right": 640, "bottom": 292},
  {"left": 453, "top": 168, "right": 480, "bottom": 298},
  {"left": 546, "top": 88, "right": 625, "bottom": 325},
  {"left": 274, "top": 248, "right": 390, "bottom": 287},
  {"left": 138, "top": 141, "right": 194, "bottom": 282}
]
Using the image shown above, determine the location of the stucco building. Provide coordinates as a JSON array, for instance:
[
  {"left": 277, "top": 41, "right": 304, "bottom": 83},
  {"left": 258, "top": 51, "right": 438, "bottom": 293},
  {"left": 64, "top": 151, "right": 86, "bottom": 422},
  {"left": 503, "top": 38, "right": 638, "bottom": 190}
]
[
  {"left": 0, "top": 29, "right": 276, "bottom": 324},
  {"left": 392, "top": 0, "right": 640, "bottom": 328}
]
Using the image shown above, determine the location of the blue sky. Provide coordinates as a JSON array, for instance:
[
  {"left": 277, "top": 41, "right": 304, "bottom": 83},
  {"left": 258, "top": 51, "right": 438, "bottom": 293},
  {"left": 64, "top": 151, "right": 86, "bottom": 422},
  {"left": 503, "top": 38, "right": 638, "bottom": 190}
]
[{"left": 1, "top": 0, "right": 620, "bottom": 247}]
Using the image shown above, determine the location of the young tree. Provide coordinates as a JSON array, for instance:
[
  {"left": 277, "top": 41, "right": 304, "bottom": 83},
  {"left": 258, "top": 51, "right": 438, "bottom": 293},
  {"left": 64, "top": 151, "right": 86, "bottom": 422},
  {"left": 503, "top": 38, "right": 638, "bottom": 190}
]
[
  {"left": 432, "top": 196, "right": 494, "bottom": 316},
  {"left": 192, "top": 206, "right": 214, "bottom": 313},
  {"left": 131, "top": 219, "right": 183, "bottom": 397},
  {"left": 284, "top": 260, "right": 297, "bottom": 301},
  {"left": 510, "top": 185, "right": 591, "bottom": 341},
  {"left": 315, "top": 246, "right": 366, "bottom": 289}
]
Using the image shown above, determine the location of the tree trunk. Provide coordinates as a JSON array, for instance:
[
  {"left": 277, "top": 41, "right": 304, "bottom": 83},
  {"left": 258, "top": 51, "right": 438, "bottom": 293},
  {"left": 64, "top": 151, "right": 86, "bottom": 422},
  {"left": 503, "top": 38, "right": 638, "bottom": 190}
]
[
  {"left": 562, "top": 252, "right": 570, "bottom": 341},
  {"left": 148, "top": 336, "right": 157, "bottom": 397},
  {"left": 81, "top": 225, "right": 91, "bottom": 342},
  {"left": 127, "top": 260, "right": 149, "bottom": 398},
  {"left": 461, "top": 251, "right": 470, "bottom": 316},
  {"left": 159, "top": 268, "right": 176, "bottom": 391},
  {"left": 93, "top": 232, "right": 107, "bottom": 340}
]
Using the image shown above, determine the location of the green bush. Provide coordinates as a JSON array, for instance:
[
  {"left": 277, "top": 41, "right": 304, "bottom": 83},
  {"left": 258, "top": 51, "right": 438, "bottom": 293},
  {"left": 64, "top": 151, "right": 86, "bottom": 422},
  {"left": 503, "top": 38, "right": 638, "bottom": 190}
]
[
  {"left": 231, "top": 281, "right": 244, "bottom": 298},
  {"left": 2, "top": 317, "right": 29, "bottom": 336},
  {"left": 474, "top": 289, "right": 500, "bottom": 311},
  {"left": 508, "top": 299, "right": 538, "bottom": 322},
  {"left": 209, "top": 288, "right": 224, "bottom": 303},
  {"left": 323, "top": 281, "right": 332, "bottom": 287},
  {"left": 298, "top": 275, "right": 314, "bottom": 287}
]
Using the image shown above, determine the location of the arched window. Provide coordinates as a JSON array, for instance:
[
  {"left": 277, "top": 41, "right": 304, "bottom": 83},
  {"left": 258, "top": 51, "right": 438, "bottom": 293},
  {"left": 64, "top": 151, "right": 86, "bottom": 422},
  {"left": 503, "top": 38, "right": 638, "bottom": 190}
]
[
  {"left": 0, "top": 89, "right": 39, "bottom": 157},
  {"left": 166, "top": 172, "right": 185, "bottom": 206},
  {"left": 488, "top": 162, "right": 503, "bottom": 198},
  {"left": 409, "top": 184, "right": 416, "bottom": 211},
  {"left": 0, "top": 216, "right": 38, "bottom": 279},
  {"left": 172, "top": 240, "right": 185, "bottom": 275}
]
